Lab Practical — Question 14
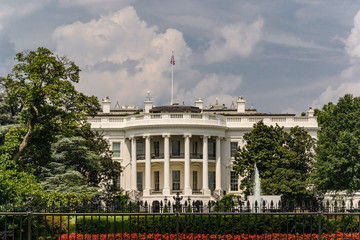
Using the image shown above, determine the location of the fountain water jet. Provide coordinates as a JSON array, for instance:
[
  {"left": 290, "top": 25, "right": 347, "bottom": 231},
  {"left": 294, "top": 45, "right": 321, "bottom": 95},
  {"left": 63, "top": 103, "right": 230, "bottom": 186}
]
[{"left": 253, "top": 164, "right": 261, "bottom": 212}]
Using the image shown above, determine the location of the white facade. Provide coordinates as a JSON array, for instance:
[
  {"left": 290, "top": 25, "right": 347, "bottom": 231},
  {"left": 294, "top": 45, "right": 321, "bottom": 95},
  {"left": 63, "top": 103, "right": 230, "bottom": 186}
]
[{"left": 89, "top": 97, "right": 318, "bottom": 205}]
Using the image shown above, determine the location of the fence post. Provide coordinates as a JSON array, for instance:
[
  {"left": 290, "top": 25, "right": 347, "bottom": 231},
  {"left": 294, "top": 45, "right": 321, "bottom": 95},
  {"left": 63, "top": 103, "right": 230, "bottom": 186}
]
[
  {"left": 317, "top": 211, "right": 322, "bottom": 240},
  {"left": 316, "top": 194, "right": 324, "bottom": 240},
  {"left": 26, "top": 194, "right": 34, "bottom": 240},
  {"left": 176, "top": 213, "right": 179, "bottom": 240},
  {"left": 173, "top": 192, "right": 182, "bottom": 240}
]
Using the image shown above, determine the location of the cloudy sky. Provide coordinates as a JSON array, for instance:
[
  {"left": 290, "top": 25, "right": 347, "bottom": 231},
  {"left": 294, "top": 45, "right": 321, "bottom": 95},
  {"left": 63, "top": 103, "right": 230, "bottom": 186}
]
[{"left": 1, "top": 0, "right": 360, "bottom": 114}]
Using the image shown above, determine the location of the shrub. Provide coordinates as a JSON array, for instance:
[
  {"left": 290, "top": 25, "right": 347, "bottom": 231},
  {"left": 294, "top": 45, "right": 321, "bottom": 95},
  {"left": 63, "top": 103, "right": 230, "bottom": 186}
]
[
  {"left": 76, "top": 216, "right": 130, "bottom": 234},
  {"left": 126, "top": 214, "right": 357, "bottom": 235}
]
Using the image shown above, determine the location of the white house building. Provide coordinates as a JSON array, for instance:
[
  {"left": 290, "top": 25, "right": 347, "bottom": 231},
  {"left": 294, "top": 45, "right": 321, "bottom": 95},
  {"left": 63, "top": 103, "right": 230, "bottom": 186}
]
[{"left": 88, "top": 96, "right": 318, "bottom": 205}]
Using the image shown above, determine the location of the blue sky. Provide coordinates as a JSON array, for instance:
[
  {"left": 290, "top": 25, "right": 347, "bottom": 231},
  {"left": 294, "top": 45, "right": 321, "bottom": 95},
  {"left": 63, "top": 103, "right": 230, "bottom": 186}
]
[{"left": 1, "top": 0, "right": 360, "bottom": 114}]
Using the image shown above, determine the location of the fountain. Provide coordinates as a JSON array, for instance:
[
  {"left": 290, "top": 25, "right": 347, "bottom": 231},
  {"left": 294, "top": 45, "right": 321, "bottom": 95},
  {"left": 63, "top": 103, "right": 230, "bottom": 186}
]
[
  {"left": 253, "top": 164, "right": 261, "bottom": 212},
  {"left": 248, "top": 164, "right": 281, "bottom": 212}
]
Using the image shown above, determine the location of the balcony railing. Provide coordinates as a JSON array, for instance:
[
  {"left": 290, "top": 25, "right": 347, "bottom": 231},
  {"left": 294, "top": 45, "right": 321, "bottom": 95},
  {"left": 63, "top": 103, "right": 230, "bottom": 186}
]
[
  {"left": 192, "top": 189, "right": 202, "bottom": 194},
  {"left": 137, "top": 154, "right": 145, "bottom": 160},
  {"left": 151, "top": 153, "right": 164, "bottom": 159},
  {"left": 89, "top": 113, "right": 317, "bottom": 131},
  {"left": 171, "top": 189, "right": 183, "bottom": 194},
  {"left": 190, "top": 153, "right": 202, "bottom": 159},
  {"left": 170, "top": 153, "right": 184, "bottom": 158}
]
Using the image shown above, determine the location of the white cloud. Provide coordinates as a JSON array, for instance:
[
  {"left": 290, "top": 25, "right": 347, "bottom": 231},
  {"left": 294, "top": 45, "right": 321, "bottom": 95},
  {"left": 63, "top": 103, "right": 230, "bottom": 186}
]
[
  {"left": 203, "top": 18, "right": 264, "bottom": 63},
  {"left": 53, "top": 6, "right": 244, "bottom": 107},
  {"left": 344, "top": 10, "right": 360, "bottom": 61},
  {"left": 53, "top": 7, "right": 192, "bottom": 67},
  {"left": 0, "top": 1, "right": 46, "bottom": 26},
  {"left": 0, "top": 1, "right": 46, "bottom": 75},
  {"left": 180, "top": 73, "right": 243, "bottom": 107},
  {"left": 57, "top": 0, "right": 131, "bottom": 13},
  {"left": 264, "top": 33, "right": 334, "bottom": 51},
  {"left": 312, "top": 82, "right": 360, "bottom": 108},
  {"left": 312, "top": 9, "right": 360, "bottom": 108}
]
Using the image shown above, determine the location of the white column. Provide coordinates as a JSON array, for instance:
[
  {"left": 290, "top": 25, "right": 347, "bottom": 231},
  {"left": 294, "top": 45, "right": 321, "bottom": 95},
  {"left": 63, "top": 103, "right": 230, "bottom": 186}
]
[
  {"left": 215, "top": 137, "right": 222, "bottom": 192},
  {"left": 163, "top": 134, "right": 171, "bottom": 195},
  {"left": 143, "top": 135, "right": 151, "bottom": 196},
  {"left": 202, "top": 136, "right": 210, "bottom": 195},
  {"left": 123, "top": 138, "right": 131, "bottom": 189},
  {"left": 131, "top": 137, "right": 137, "bottom": 191},
  {"left": 184, "top": 134, "right": 192, "bottom": 195}
]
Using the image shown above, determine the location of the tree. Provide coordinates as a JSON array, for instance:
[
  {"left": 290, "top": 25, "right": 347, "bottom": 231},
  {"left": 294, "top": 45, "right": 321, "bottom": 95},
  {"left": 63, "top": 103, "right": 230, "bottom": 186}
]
[
  {"left": 0, "top": 128, "right": 44, "bottom": 203},
  {"left": 312, "top": 94, "right": 360, "bottom": 194},
  {"left": 0, "top": 77, "right": 20, "bottom": 144},
  {"left": 39, "top": 126, "right": 122, "bottom": 201},
  {"left": 233, "top": 121, "right": 315, "bottom": 201},
  {"left": 4, "top": 47, "right": 100, "bottom": 163},
  {"left": 0, "top": 47, "right": 122, "bottom": 203}
]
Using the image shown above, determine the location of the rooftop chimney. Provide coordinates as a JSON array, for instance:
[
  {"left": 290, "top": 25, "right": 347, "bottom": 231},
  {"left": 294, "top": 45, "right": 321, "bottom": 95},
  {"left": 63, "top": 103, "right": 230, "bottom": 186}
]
[
  {"left": 236, "top": 96, "right": 246, "bottom": 113},
  {"left": 144, "top": 91, "right": 153, "bottom": 113},
  {"left": 102, "top": 97, "right": 111, "bottom": 113},
  {"left": 194, "top": 98, "right": 204, "bottom": 110},
  {"left": 307, "top": 107, "right": 314, "bottom": 117}
]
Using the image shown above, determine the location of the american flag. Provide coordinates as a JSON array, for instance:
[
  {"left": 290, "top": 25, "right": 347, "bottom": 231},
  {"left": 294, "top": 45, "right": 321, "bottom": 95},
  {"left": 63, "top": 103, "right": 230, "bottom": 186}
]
[{"left": 170, "top": 52, "right": 175, "bottom": 65}]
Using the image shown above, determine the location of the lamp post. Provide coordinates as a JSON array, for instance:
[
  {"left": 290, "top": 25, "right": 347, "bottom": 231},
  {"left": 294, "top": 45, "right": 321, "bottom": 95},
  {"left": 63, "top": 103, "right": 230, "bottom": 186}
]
[{"left": 173, "top": 192, "right": 183, "bottom": 213}]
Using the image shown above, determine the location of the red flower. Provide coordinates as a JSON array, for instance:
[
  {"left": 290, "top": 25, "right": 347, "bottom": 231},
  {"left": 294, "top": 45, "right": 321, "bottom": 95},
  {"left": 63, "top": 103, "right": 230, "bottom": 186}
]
[{"left": 58, "top": 232, "right": 360, "bottom": 240}]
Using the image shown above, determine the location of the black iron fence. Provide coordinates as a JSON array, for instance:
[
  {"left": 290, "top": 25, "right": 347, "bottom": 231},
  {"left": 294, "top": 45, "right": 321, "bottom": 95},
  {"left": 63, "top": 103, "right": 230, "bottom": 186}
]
[{"left": 2, "top": 196, "right": 360, "bottom": 239}]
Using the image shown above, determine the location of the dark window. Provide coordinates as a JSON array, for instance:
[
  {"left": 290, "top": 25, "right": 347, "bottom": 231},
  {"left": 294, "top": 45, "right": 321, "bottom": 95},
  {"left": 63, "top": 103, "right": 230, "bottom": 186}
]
[
  {"left": 154, "top": 171, "right": 160, "bottom": 191},
  {"left": 230, "top": 171, "right": 238, "bottom": 191},
  {"left": 154, "top": 141, "right": 160, "bottom": 157},
  {"left": 192, "top": 141, "right": 198, "bottom": 154},
  {"left": 231, "top": 142, "right": 238, "bottom": 157},
  {"left": 193, "top": 171, "right": 198, "bottom": 190},
  {"left": 209, "top": 171, "right": 215, "bottom": 191},
  {"left": 136, "top": 142, "right": 144, "bottom": 157},
  {"left": 172, "top": 170, "right": 180, "bottom": 190},
  {"left": 208, "top": 141, "right": 216, "bottom": 159},
  {"left": 152, "top": 201, "right": 160, "bottom": 213},
  {"left": 172, "top": 140, "right": 180, "bottom": 156},
  {"left": 137, "top": 172, "right": 143, "bottom": 191},
  {"left": 112, "top": 142, "right": 121, "bottom": 158}
]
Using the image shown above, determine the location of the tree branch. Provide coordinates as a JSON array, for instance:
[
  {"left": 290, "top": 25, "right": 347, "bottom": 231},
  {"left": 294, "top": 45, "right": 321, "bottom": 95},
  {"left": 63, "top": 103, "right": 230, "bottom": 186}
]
[{"left": 13, "top": 104, "right": 38, "bottom": 162}]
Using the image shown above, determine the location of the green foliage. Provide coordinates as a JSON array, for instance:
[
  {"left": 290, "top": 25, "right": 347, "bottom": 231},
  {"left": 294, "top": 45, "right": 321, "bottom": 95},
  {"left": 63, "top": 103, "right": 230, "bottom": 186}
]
[
  {"left": 4, "top": 47, "right": 100, "bottom": 163},
  {"left": 163, "top": 204, "right": 169, "bottom": 213},
  {"left": 312, "top": 94, "right": 360, "bottom": 193},
  {"left": 31, "top": 189, "right": 93, "bottom": 209},
  {"left": 39, "top": 136, "right": 102, "bottom": 195},
  {"left": 0, "top": 128, "right": 24, "bottom": 162},
  {"left": 0, "top": 82, "right": 20, "bottom": 144},
  {"left": 186, "top": 204, "right": 192, "bottom": 213},
  {"left": 0, "top": 215, "right": 71, "bottom": 239},
  {"left": 0, "top": 128, "right": 44, "bottom": 203},
  {"left": 37, "top": 126, "right": 122, "bottom": 202},
  {"left": 233, "top": 121, "right": 315, "bottom": 201},
  {"left": 76, "top": 216, "right": 131, "bottom": 234},
  {"left": 126, "top": 214, "right": 350, "bottom": 234},
  {"left": 0, "top": 168, "right": 43, "bottom": 203},
  {"left": 0, "top": 47, "right": 123, "bottom": 204},
  {"left": 214, "top": 194, "right": 235, "bottom": 212}
]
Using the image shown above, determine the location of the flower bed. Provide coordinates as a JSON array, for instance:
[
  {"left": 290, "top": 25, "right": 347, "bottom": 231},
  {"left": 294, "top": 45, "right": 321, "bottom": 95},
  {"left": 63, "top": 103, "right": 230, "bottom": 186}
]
[{"left": 59, "top": 232, "right": 360, "bottom": 240}]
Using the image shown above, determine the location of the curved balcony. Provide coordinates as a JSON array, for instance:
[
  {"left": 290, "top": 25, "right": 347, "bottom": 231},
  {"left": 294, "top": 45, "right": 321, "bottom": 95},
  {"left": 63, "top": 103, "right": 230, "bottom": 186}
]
[
  {"left": 88, "top": 113, "right": 227, "bottom": 130},
  {"left": 88, "top": 113, "right": 318, "bottom": 131}
]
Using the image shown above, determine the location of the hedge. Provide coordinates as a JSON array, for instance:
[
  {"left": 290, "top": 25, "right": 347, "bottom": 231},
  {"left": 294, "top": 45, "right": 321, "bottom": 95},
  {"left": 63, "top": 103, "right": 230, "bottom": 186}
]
[{"left": 73, "top": 214, "right": 359, "bottom": 235}]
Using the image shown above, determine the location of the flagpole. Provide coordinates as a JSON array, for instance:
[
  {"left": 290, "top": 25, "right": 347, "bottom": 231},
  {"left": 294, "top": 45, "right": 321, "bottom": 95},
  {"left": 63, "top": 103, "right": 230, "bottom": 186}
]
[{"left": 171, "top": 50, "right": 174, "bottom": 105}]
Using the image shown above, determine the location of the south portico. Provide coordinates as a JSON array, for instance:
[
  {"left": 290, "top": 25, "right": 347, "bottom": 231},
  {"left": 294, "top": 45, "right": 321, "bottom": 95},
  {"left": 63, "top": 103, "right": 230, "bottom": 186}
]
[
  {"left": 91, "top": 96, "right": 319, "bottom": 208},
  {"left": 126, "top": 132, "right": 225, "bottom": 202}
]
